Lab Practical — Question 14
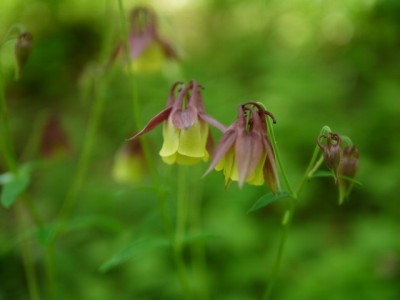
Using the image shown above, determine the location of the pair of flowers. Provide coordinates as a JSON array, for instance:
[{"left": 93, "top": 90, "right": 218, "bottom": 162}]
[{"left": 129, "top": 80, "right": 280, "bottom": 193}]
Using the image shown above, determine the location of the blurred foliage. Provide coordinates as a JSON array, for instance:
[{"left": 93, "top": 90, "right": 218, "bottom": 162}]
[{"left": 1, "top": 0, "right": 400, "bottom": 299}]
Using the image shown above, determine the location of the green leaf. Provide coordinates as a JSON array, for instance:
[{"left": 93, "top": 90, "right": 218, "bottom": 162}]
[
  {"left": 0, "top": 163, "right": 34, "bottom": 208},
  {"left": 99, "top": 238, "right": 169, "bottom": 272},
  {"left": 35, "top": 215, "right": 125, "bottom": 246},
  {"left": 247, "top": 191, "right": 291, "bottom": 213}
]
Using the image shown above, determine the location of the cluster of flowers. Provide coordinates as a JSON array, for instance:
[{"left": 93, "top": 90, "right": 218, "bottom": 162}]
[
  {"left": 129, "top": 80, "right": 279, "bottom": 193},
  {"left": 129, "top": 79, "right": 360, "bottom": 199}
]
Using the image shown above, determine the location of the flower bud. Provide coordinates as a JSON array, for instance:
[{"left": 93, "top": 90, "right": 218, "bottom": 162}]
[
  {"left": 317, "top": 132, "right": 342, "bottom": 179},
  {"left": 338, "top": 146, "right": 359, "bottom": 203}
]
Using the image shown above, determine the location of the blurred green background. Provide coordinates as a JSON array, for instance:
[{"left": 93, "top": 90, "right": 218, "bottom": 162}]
[{"left": 1, "top": 0, "right": 400, "bottom": 299}]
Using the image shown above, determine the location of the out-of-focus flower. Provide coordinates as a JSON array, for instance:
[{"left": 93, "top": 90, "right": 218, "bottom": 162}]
[
  {"left": 14, "top": 32, "right": 33, "bottom": 79},
  {"left": 40, "top": 114, "right": 71, "bottom": 158},
  {"left": 112, "top": 6, "right": 177, "bottom": 73},
  {"left": 204, "top": 102, "right": 279, "bottom": 192},
  {"left": 128, "top": 80, "right": 225, "bottom": 165},
  {"left": 112, "top": 140, "right": 147, "bottom": 184},
  {"left": 317, "top": 132, "right": 342, "bottom": 180},
  {"left": 338, "top": 145, "right": 359, "bottom": 203}
]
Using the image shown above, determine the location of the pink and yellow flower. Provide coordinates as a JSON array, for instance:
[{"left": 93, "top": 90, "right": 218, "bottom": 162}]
[
  {"left": 204, "top": 102, "right": 279, "bottom": 192},
  {"left": 128, "top": 81, "right": 225, "bottom": 165}
]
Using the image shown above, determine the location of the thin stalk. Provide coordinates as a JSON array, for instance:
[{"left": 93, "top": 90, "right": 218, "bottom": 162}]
[
  {"left": 263, "top": 122, "right": 321, "bottom": 300},
  {"left": 23, "top": 193, "right": 44, "bottom": 228},
  {"left": 0, "top": 56, "right": 17, "bottom": 173},
  {"left": 173, "top": 166, "right": 192, "bottom": 299},
  {"left": 189, "top": 167, "right": 209, "bottom": 300},
  {"left": 16, "top": 202, "right": 40, "bottom": 300},
  {"left": 55, "top": 81, "right": 105, "bottom": 226},
  {"left": 266, "top": 117, "right": 293, "bottom": 195},
  {"left": 45, "top": 244, "right": 56, "bottom": 300}
]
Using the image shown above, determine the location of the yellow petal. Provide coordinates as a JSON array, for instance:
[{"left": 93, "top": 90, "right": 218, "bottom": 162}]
[
  {"left": 222, "top": 148, "right": 238, "bottom": 184},
  {"left": 159, "top": 119, "right": 179, "bottom": 157},
  {"left": 247, "top": 154, "right": 266, "bottom": 186},
  {"left": 161, "top": 153, "right": 178, "bottom": 165},
  {"left": 131, "top": 43, "right": 165, "bottom": 74},
  {"left": 175, "top": 153, "right": 204, "bottom": 165},
  {"left": 178, "top": 119, "right": 208, "bottom": 158}
]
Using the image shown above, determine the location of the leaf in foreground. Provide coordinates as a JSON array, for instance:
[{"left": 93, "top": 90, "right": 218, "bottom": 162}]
[
  {"left": 99, "top": 238, "right": 169, "bottom": 272},
  {"left": 247, "top": 191, "right": 290, "bottom": 213}
]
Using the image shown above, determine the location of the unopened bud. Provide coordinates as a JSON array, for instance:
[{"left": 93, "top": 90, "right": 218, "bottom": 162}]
[
  {"left": 338, "top": 146, "right": 360, "bottom": 203},
  {"left": 317, "top": 132, "right": 342, "bottom": 179}
]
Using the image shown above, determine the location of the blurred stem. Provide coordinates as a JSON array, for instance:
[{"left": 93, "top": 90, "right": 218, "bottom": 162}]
[
  {"left": 116, "top": 1, "right": 191, "bottom": 298},
  {"left": 189, "top": 167, "right": 209, "bottom": 300},
  {"left": 16, "top": 202, "right": 40, "bottom": 300},
  {"left": 266, "top": 117, "right": 293, "bottom": 195},
  {"left": 20, "top": 110, "right": 49, "bottom": 161},
  {"left": 175, "top": 166, "right": 192, "bottom": 299},
  {"left": 45, "top": 244, "right": 56, "bottom": 300},
  {"left": 0, "top": 57, "right": 17, "bottom": 173},
  {"left": 55, "top": 75, "right": 105, "bottom": 227},
  {"left": 263, "top": 124, "right": 321, "bottom": 300}
]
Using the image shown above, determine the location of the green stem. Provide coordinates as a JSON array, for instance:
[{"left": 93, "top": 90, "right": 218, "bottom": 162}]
[
  {"left": 266, "top": 117, "right": 293, "bottom": 195},
  {"left": 189, "top": 167, "right": 209, "bottom": 300},
  {"left": 0, "top": 57, "right": 17, "bottom": 173},
  {"left": 45, "top": 244, "right": 56, "bottom": 300},
  {"left": 173, "top": 166, "right": 191, "bottom": 299},
  {"left": 23, "top": 193, "right": 44, "bottom": 228},
  {"left": 55, "top": 79, "right": 105, "bottom": 227},
  {"left": 16, "top": 203, "right": 40, "bottom": 300},
  {"left": 263, "top": 123, "right": 321, "bottom": 300}
]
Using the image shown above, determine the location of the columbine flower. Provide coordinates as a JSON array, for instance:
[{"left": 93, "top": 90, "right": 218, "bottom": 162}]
[
  {"left": 112, "top": 6, "right": 177, "bottom": 72},
  {"left": 338, "top": 145, "right": 359, "bottom": 203},
  {"left": 317, "top": 132, "right": 342, "bottom": 180},
  {"left": 112, "top": 140, "right": 147, "bottom": 184},
  {"left": 128, "top": 80, "right": 225, "bottom": 165},
  {"left": 40, "top": 114, "right": 71, "bottom": 158},
  {"left": 204, "top": 102, "right": 279, "bottom": 192}
]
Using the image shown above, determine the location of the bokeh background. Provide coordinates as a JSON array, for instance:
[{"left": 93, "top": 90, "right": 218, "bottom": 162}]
[{"left": 1, "top": 0, "right": 400, "bottom": 299}]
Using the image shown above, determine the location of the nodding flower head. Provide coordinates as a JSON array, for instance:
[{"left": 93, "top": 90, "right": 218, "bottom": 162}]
[
  {"left": 338, "top": 145, "right": 360, "bottom": 202},
  {"left": 111, "top": 6, "right": 177, "bottom": 72},
  {"left": 128, "top": 80, "right": 225, "bottom": 165},
  {"left": 204, "top": 102, "right": 279, "bottom": 192},
  {"left": 112, "top": 140, "right": 148, "bottom": 184},
  {"left": 317, "top": 132, "right": 342, "bottom": 179}
]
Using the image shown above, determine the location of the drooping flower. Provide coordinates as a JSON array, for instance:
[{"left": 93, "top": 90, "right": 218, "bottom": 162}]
[
  {"left": 317, "top": 132, "right": 342, "bottom": 180},
  {"left": 112, "top": 6, "right": 177, "bottom": 73},
  {"left": 112, "top": 140, "right": 148, "bottom": 184},
  {"left": 128, "top": 80, "right": 225, "bottom": 165},
  {"left": 204, "top": 102, "right": 279, "bottom": 192},
  {"left": 40, "top": 114, "right": 71, "bottom": 158},
  {"left": 338, "top": 145, "right": 359, "bottom": 203}
]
